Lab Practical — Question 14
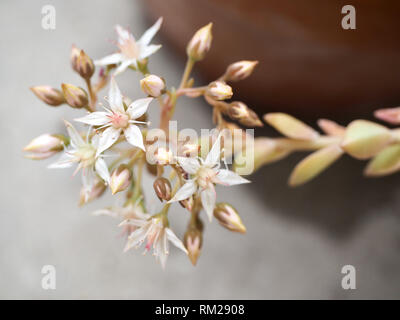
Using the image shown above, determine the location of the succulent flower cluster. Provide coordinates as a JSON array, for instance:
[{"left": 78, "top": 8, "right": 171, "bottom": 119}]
[
  {"left": 25, "top": 18, "right": 398, "bottom": 268},
  {"left": 25, "top": 19, "right": 258, "bottom": 268}
]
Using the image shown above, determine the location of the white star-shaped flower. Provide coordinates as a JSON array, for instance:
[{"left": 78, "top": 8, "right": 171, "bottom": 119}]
[
  {"left": 75, "top": 78, "right": 152, "bottom": 155},
  {"left": 168, "top": 134, "right": 251, "bottom": 221},
  {"left": 121, "top": 216, "right": 187, "bottom": 269},
  {"left": 48, "top": 121, "right": 110, "bottom": 201},
  {"left": 95, "top": 18, "right": 163, "bottom": 75}
]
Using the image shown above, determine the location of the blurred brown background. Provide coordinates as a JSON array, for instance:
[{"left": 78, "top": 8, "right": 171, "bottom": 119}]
[{"left": 147, "top": 0, "right": 400, "bottom": 118}]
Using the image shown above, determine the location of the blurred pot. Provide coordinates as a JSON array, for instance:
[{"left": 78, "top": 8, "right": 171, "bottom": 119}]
[{"left": 145, "top": 0, "right": 400, "bottom": 119}]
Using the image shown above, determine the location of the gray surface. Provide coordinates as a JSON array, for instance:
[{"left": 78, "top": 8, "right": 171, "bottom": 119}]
[{"left": 1, "top": 0, "right": 400, "bottom": 299}]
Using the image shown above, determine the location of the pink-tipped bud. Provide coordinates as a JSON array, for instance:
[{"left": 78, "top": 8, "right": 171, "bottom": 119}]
[
  {"left": 187, "top": 23, "right": 213, "bottom": 61},
  {"left": 179, "top": 196, "right": 194, "bottom": 212},
  {"left": 184, "top": 224, "right": 203, "bottom": 266},
  {"left": 24, "top": 134, "right": 67, "bottom": 159},
  {"left": 206, "top": 81, "right": 233, "bottom": 101},
  {"left": 140, "top": 74, "right": 165, "bottom": 97},
  {"left": 153, "top": 177, "right": 172, "bottom": 201},
  {"left": 214, "top": 202, "right": 246, "bottom": 233},
  {"left": 61, "top": 83, "right": 88, "bottom": 109},
  {"left": 70, "top": 45, "right": 95, "bottom": 80},
  {"left": 79, "top": 179, "right": 106, "bottom": 206},
  {"left": 110, "top": 164, "right": 132, "bottom": 195},
  {"left": 30, "top": 86, "right": 65, "bottom": 106},
  {"left": 227, "top": 101, "right": 263, "bottom": 127},
  {"left": 224, "top": 60, "right": 258, "bottom": 82}
]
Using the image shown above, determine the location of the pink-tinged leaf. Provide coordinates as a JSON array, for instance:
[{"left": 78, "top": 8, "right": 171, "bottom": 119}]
[
  {"left": 374, "top": 107, "right": 400, "bottom": 125},
  {"left": 264, "top": 113, "right": 319, "bottom": 141},
  {"left": 365, "top": 144, "right": 400, "bottom": 177},
  {"left": 289, "top": 144, "right": 343, "bottom": 187},
  {"left": 341, "top": 120, "right": 392, "bottom": 159},
  {"left": 317, "top": 119, "right": 345, "bottom": 137}
]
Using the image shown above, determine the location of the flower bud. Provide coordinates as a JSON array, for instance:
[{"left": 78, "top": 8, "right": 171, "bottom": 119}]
[
  {"left": 71, "top": 45, "right": 95, "bottom": 80},
  {"left": 110, "top": 164, "right": 132, "bottom": 195},
  {"left": 179, "top": 196, "right": 194, "bottom": 211},
  {"left": 206, "top": 81, "right": 233, "bottom": 101},
  {"left": 61, "top": 83, "right": 88, "bottom": 109},
  {"left": 153, "top": 177, "right": 172, "bottom": 201},
  {"left": 238, "top": 109, "right": 263, "bottom": 127},
  {"left": 184, "top": 224, "right": 203, "bottom": 266},
  {"left": 213, "top": 202, "right": 246, "bottom": 233},
  {"left": 227, "top": 101, "right": 249, "bottom": 120},
  {"left": 30, "top": 86, "right": 65, "bottom": 106},
  {"left": 140, "top": 74, "right": 165, "bottom": 97},
  {"left": 24, "top": 134, "right": 67, "bottom": 159},
  {"left": 224, "top": 60, "right": 258, "bottom": 82},
  {"left": 186, "top": 23, "right": 213, "bottom": 61},
  {"left": 79, "top": 179, "right": 106, "bottom": 206}
]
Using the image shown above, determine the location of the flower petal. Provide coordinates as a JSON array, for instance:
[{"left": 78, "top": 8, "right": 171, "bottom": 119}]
[
  {"left": 115, "top": 25, "right": 132, "bottom": 42},
  {"left": 47, "top": 152, "right": 73, "bottom": 169},
  {"left": 166, "top": 228, "right": 188, "bottom": 254},
  {"left": 94, "top": 53, "right": 123, "bottom": 66},
  {"left": 205, "top": 134, "right": 221, "bottom": 166},
  {"left": 216, "top": 169, "right": 250, "bottom": 186},
  {"left": 139, "top": 44, "right": 162, "bottom": 60},
  {"left": 138, "top": 17, "right": 163, "bottom": 46},
  {"left": 64, "top": 120, "right": 84, "bottom": 148},
  {"left": 108, "top": 77, "right": 124, "bottom": 113},
  {"left": 92, "top": 208, "right": 119, "bottom": 218},
  {"left": 81, "top": 168, "right": 95, "bottom": 200},
  {"left": 127, "top": 97, "right": 153, "bottom": 119},
  {"left": 177, "top": 157, "right": 200, "bottom": 174},
  {"left": 168, "top": 180, "right": 197, "bottom": 203},
  {"left": 74, "top": 112, "right": 110, "bottom": 126},
  {"left": 124, "top": 125, "right": 145, "bottom": 150},
  {"left": 201, "top": 186, "right": 216, "bottom": 222},
  {"left": 96, "top": 127, "right": 121, "bottom": 157},
  {"left": 95, "top": 158, "right": 110, "bottom": 184},
  {"left": 114, "top": 59, "right": 135, "bottom": 76}
]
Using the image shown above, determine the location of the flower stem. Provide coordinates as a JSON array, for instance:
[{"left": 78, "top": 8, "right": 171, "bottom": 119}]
[{"left": 85, "top": 78, "right": 96, "bottom": 112}]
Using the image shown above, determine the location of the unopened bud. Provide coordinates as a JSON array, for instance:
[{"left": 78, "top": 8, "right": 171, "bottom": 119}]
[
  {"left": 24, "top": 134, "right": 67, "bottom": 159},
  {"left": 71, "top": 45, "right": 95, "bottom": 80},
  {"left": 184, "top": 221, "right": 203, "bottom": 266},
  {"left": 187, "top": 23, "right": 212, "bottom": 61},
  {"left": 179, "top": 196, "right": 194, "bottom": 211},
  {"left": 206, "top": 81, "right": 233, "bottom": 101},
  {"left": 228, "top": 101, "right": 249, "bottom": 120},
  {"left": 224, "top": 60, "right": 258, "bottom": 82},
  {"left": 61, "top": 83, "right": 88, "bottom": 109},
  {"left": 214, "top": 202, "right": 246, "bottom": 233},
  {"left": 140, "top": 74, "right": 165, "bottom": 97},
  {"left": 110, "top": 164, "right": 132, "bottom": 195},
  {"left": 79, "top": 180, "right": 106, "bottom": 206},
  {"left": 238, "top": 109, "right": 263, "bottom": 127},
  {"left": 30, "top": 86, "right": 65, "bottom": 106},
  {"left": 153, "top": 177, "right": 172, "bottom": 201}
]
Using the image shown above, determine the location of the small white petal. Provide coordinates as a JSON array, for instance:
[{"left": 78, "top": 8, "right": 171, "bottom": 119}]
[
  {"left": 114, "top": 59, "right": 135, "bottom": 75},
  {"left": 82, "top": 169, "right": 95, "bottom": 195},
  {"left": 216, "top": 169, "right": 251, "bottom": 186},
  {"left": 138, "top": 17, "right": 163, "bottom": 46},
  {"left": 64, "top": 120, "right": 84, "bottom": 148},
  {"left": 95, "top": 158, "right": 110, "bottom": 184},
  {"left": 139, "top": 44, "right": 162, "bottom": 60},
  {"left": 177, "top": 157, "right": 200, "bottom": 174},
  {"left": 168, "top": 180, "right": 197, "bottom": 203},
  {"left": 127, "top": 97, "right": 153, "bottom": 119},
  {"left": 47, "top": 152, "right": 73, "bottom": 169},
  {"left": 96, "top": 127, "right": 121, "bottom": 156},
  {"left": 109, "top": 78, "right": 124, "bottom": 113},
  {"left": 166, "top": 228, "right": 188, "bottom": 254},
  {"left": 115, "top": 25, "right": 132, "bottom": 42},
  {"left": 205, "top": 134, "right": 222, "bottom": 166},
  {"left": 201, "top": 186, "right": 216, "bottom": 222},
  {"left": 124, "top": 125, "right": 145, "bottom": 150},
  {"left": 92, "top": 208, "right": 119, "bottom": 218},
  {"left": 74, "top": 112, "right": 110, "bottom": 126},
  {"left": 94, "top": 53, "right": 123, "bottom": 66}
]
